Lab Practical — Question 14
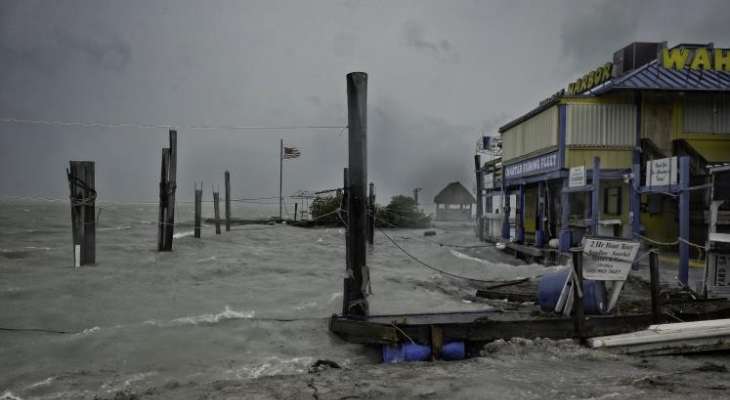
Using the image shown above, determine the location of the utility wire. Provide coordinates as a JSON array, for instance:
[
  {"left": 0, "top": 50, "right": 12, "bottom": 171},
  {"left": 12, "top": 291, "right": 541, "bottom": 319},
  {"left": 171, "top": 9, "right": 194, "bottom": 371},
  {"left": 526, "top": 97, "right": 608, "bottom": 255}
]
[
  {"left": 377, "top": 226, "right": 501, "bottom": 284},
  {"left": 0, "top": 117, "right": 346, "bottom": 133}
]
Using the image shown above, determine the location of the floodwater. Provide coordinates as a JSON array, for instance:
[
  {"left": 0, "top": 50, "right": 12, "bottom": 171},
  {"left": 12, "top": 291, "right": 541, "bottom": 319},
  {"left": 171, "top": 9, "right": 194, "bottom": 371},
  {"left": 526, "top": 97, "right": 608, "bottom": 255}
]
[{"left": 1, "top": 200, "right": 728, "bottom": 400}]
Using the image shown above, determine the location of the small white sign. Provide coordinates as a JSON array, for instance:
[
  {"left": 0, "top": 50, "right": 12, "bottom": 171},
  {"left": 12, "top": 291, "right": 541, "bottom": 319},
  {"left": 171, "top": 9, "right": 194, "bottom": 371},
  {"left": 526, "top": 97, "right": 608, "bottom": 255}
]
[
  {"left": 582, "top": 237, "right": 641, "bottom": 281},
  {"left": 569, "top": 166, "right": 586, "bottom": 188},
  {"left": 483, "top": 173, "right": 494, "bottom": 190},
  {"left": 646, "top": 157, "right": 678, "bottom": 187}
]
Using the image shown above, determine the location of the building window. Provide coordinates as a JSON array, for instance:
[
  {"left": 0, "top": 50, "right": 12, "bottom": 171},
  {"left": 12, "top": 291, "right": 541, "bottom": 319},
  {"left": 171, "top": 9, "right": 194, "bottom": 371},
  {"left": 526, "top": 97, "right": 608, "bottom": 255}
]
[{"left": 604, "top": 187, "right": 622, "bottom": 215}]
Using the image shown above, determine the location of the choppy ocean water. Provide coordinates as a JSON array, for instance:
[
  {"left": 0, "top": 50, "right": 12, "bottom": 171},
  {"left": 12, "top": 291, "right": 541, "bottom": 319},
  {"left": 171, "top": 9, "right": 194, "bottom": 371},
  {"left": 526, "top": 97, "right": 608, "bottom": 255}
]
[
  {"left": 0, "top": 200, "right": 552, "bottom": 399},
  {"left": 3, "top": 200, "right": 727, "bottom": 400}
]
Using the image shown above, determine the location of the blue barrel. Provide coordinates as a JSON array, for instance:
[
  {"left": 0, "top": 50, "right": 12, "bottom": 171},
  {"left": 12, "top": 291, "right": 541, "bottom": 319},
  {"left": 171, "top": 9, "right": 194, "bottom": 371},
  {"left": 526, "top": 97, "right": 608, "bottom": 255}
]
[
  {"left": 382, "top": 342, "right": 431, "bottom": 363},
  {"left": 537, "top": 269, "right": 606, "bottom": 314},
  {"left": 440, "top": 341, "right": 465, "bottom": 361}
]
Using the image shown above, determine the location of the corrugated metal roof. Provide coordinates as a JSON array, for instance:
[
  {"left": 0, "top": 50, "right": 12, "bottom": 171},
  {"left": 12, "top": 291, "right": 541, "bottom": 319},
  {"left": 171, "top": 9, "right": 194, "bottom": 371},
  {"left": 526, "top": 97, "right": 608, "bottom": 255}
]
[{"left": 595, "top": 60, "right": 730, "bottom": 94}]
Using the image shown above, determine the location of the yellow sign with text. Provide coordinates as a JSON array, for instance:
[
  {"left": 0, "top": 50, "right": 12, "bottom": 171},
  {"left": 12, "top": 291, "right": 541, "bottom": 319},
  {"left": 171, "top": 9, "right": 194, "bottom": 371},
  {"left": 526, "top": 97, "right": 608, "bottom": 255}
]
[
  {"left": 567, "top": 63, "right": 613, "bottom": 96},
  {"left": 662, "top": 47, "right": 730, "bottom": 72}
]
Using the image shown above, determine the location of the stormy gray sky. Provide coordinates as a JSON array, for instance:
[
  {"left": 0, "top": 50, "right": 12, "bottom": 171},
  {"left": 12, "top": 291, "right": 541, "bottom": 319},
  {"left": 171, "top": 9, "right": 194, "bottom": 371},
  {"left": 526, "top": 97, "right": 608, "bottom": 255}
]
[{"left": 1, "top": 0, "right": 729, "bottom": 205}]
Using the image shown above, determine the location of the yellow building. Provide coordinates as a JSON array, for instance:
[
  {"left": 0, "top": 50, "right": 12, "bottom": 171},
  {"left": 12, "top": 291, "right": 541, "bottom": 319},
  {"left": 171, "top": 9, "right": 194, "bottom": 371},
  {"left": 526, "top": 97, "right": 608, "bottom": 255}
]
[{"left": 492, "top": 42, "right": 730, "bottom": 283}]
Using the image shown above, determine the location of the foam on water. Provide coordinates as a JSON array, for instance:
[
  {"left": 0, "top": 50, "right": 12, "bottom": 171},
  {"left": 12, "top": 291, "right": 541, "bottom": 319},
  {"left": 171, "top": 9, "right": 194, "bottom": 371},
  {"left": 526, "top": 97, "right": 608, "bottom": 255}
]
[
  {"left": 173, "top": 230, "right": 194, "bottom": 239},
  {"left": 231, "top": 356, "right": 315, "bottom": 379},
  {"left": 144, "top": 306, "right": 255, "bottom": 327}
]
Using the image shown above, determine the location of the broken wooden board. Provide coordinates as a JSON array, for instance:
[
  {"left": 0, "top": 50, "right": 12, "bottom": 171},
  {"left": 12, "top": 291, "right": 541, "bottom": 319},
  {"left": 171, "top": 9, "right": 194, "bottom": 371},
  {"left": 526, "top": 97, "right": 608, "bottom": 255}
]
[{"left": 589, "top": 318, "right": 730, "bottom": 356}]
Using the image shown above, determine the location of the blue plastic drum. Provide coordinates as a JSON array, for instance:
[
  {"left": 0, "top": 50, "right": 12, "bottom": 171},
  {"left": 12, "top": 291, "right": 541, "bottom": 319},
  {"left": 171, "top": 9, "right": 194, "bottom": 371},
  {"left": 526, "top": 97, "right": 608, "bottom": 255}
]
[{"left": 537, "top": 268, "right": 606, "bottom": 315}]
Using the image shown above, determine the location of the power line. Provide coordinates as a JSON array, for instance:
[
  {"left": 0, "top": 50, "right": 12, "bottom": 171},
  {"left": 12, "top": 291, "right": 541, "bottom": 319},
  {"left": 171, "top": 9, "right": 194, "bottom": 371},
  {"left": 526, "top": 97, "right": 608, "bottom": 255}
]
[
  {"left": 377, "top": 226, "right": 501, "bottom": 284},
  {"left": 0, "top": 117, "right": 346, "bottom": 133}
]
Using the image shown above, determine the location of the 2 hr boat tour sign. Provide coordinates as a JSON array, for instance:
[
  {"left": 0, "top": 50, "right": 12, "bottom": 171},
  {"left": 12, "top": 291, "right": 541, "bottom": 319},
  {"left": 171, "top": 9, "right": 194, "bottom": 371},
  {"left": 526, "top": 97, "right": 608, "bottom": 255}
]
[
  {"left": 582, "top": 237, "right": 641, "bottom": 281},
  {"left": 504, "top": 152, "right": 558, "bottom": 179}
]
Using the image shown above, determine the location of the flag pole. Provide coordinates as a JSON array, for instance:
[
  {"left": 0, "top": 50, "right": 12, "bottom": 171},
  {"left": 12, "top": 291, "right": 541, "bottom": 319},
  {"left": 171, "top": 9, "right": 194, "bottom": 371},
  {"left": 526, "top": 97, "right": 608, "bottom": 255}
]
[{"left": 279, "top": 138, "right": 283, "bottom": 220}]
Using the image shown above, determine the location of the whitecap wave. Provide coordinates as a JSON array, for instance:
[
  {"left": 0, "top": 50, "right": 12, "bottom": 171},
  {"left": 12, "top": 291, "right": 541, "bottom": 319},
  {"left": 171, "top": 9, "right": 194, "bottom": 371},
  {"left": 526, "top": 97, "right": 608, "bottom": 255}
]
[
  {"left": 144, "top": 306, "right": 255, "bottom": 327},
  {"left": 0, "top": 391, "right": 24, "bottom": 400},
  {"left": 25, "top": 376, "right": 55, "bottom": 390},
  {"left": 97, "top": 225, "right": 132, "bottom": 232},
  {"left": 173, "top": 230, "right": 194, "bottom": 239},
  {"left": 231, "top": 356, "right": 314, "bottom": 379}
]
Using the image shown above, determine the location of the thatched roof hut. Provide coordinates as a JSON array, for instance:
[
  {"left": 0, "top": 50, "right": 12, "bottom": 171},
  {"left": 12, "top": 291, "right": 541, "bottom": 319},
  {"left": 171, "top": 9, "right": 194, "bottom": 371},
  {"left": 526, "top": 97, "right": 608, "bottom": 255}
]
[{"left": 434, "top": 181, "right": 476, "bottom": 205}]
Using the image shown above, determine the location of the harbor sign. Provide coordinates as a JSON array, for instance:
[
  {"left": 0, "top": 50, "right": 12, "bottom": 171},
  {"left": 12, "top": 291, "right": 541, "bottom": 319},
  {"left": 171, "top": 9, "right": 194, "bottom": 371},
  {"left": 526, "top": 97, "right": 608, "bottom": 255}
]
[{"left": 583, "top": 237, "right": 641, "bottom": 281}]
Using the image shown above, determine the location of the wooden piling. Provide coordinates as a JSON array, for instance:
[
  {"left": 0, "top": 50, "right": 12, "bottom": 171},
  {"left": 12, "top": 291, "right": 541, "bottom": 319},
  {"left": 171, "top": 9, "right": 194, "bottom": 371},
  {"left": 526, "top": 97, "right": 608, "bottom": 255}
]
[
  {"left": 571, "top": 249, "right": 585, "bottom": 340},
  {"left": 474, "top": 154, "right": 484, "bottom": 241},
  {"left": 225, "top": 171, "right": 231, "bottom": 232},
  {"left": 165, "top": 130, "right": 178, "bottom": 249},
  {"left": 158, "top": 130, "right": 177, "bottom": 251},
  {"left": 342, "top": 167, "right": 352, "bottom": 315},
  {"left": 649, "top": 250, "right": 661, "bottom": 323},
  {"left": 294, "top": 202, "right": 298, "bottom": 222},
  {"left": 194, "top": 184, "right": 202, "bottom": 238},
  {"left": 158, "top": 148, "right": 170, "bottom": 251},
  {"left": 213, "top": 189, "right": 221, "bottom": 235},
  {"left": 367, "top": 182, "right": 375, "bottom": 245},
  {"left": 68, "top": 161, "right": 96, "bottom": 266},
  {"left": 343, "top": 72, "right": 370, "bottom": 317}
]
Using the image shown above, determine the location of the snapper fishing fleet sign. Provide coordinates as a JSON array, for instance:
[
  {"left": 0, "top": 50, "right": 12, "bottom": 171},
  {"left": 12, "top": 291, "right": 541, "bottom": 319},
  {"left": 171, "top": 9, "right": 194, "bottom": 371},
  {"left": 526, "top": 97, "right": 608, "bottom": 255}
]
[
  {"left": 582, "top": 237, "right": 641, "bottom": 281},
  {"left": 504, "top": 152, "right": 558, "bottom": 179}
]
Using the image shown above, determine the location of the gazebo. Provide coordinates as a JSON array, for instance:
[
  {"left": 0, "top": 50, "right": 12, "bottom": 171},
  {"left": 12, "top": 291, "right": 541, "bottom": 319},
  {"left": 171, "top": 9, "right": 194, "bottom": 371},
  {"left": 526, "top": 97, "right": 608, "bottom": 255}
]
[{"left": 433, "top": 181, "right": 476, "bottom": 221}]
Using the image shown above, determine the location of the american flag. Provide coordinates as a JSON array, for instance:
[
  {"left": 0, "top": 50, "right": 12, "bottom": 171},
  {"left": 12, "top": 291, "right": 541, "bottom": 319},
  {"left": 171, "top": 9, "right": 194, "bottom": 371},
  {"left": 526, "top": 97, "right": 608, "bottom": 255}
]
[{"left": 283, "top": 146, "right": 301, "bottom": 159}]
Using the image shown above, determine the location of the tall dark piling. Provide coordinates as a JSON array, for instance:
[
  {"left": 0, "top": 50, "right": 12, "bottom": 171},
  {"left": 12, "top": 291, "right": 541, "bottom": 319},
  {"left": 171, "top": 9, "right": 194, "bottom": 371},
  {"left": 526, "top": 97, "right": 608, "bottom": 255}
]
[
  {"left": 158, "top": 129, "right": 178, "bottom": 251},
  {"left": 571, "top": 249, "right": 585, "bottom": 341},
  {"left": 474, "top": 154, "right": 484, "bottom": 241},
  {"left": 649, "top": 250, "right": 661, "bottom": 323},
  {"left": 213, "top": 188, "right": 221, "bottom": 235},
  {"left": 68, "top": 161, "right": 96, "bottom": 266},
  {"left": 343, "top": 72, "right": 370, "bottom": 317},
  {"left": 194, "top": 183, "right": 202, "bottom": 238},
  {"left": 225, "top": 171, "right": 231, "bottom": 232}
]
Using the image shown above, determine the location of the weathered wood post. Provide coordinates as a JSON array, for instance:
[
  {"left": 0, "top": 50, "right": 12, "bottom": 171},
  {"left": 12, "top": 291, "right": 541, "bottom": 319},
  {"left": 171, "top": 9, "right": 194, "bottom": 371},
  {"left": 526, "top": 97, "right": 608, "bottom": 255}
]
[
  {"left": 678, "top": 156, "right": 690, "bottom": 285},
  {"left": 342, "top": 167, "right": 351, "bottom": 315},
  {"left": 194, "top": 183, "right": 202, "bottom": 238},
  {"left": 165, "top": 130, "right": 178, "bottom": 248},
  {"left": 474, "top": 154, "right": 484, "bottom": 241},
  {"left": 68, "top": 161, "right": 96, "bottom": 266},
  {"left": 225, "top": 170, "right": 231, "bottom": 232},
  {"left": 294, "top": 202, "right": 298, "bottom": 222},
  {"left": 158, "top": 129, "right": 178, "bottom": 251},
  {"left": 367, "top": 182, "right": 375, "bottom": 245},
  {"left": 649, "top": 250, "right": 661, "bottom": 323},
  {"left": 213, "top": 187, "right": 221, "bottom": 235},
  {"left": 571, "top": 248, "right": 585, "bottom": 341},
  {"left": 343, "top": 72, "right": 369, "bottom": 317},
  {"left": 157, "top": 148, "right": 170, "bottom": 250},
  {"left": 591, "top": 156, "right": 601, "bottom": 235}
]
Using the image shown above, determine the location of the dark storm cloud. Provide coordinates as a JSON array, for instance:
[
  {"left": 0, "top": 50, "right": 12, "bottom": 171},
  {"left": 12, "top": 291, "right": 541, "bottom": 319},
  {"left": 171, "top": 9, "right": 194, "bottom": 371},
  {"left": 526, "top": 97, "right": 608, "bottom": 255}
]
[
  {"left": 559, "top": 0, "right": 730, "bottom": 69},
  {"left": 0, "top": 0, "right": 727, "bottom": 203},
  {"left": 403, "top": 20, "right": 459, "bottom": 62}
]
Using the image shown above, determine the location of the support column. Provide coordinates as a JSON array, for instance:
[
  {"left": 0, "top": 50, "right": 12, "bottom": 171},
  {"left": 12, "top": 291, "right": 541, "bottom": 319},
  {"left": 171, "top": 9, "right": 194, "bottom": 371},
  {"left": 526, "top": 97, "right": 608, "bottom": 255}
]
[
  {"left": 559, "top": 178, "right": 571, "bottom": 252},
  {"left": 474, "top": 154, "right": 484, "bottom": 241},
  {"left": 591, "top": 156, "right": 601, "bottom": 235},
  {"left": 516, "top": 184, "right": 525, "bottom": 244},
  {"left": 536, "top": 181, "right": 545, "bottom": 247},
  {"left": 678, "top": 156, "right": 690, "bottom": 286},
  {"left": 194, "top": 184, "right": 202, "bottom": 238},
  {"left": 501, "top": 185, "right": 511, "bottom": 241},
  {"left": 367, "top": 182, "right": 375, "bottom": 245}
]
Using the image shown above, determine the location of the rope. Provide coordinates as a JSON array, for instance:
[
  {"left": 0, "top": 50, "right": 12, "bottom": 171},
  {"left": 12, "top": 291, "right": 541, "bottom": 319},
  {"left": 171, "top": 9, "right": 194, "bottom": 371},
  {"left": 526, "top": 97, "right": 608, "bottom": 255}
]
[{"left": 377, "top": 227, "right": 498, "bottom": 284}]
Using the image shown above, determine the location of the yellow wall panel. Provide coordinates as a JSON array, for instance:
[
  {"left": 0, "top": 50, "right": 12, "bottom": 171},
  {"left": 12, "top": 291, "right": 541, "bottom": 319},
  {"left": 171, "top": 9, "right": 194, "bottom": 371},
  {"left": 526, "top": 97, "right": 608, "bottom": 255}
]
[{"left": 565, "top": 148, "right": 632, "bottom": 169}]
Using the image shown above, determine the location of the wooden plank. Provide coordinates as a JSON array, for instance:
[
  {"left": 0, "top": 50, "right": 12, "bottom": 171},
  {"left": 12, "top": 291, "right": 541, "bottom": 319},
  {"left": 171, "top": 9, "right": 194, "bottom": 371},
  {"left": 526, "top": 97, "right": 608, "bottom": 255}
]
[{"left": 329, "top": 314, "right": 654, "bottom": 345}]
